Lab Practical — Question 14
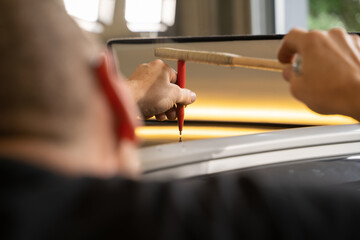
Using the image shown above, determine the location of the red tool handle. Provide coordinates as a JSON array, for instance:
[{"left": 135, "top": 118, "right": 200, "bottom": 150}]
[{"left": 177, "top": 60, "right": 186, "bottom": 135}]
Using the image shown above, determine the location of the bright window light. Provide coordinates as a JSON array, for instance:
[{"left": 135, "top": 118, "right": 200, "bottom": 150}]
[
  {"left": 125, "top": 0, "right": 176, "bottom": 32},
  {"left": 99, "top": 0, "right": 116, "bottom": 25},
  {"left": 162, "top": 0, "right": 176, "bottom": 26},
  {"left": 63, "top": 0, "right": 100, "bottom": 22},
  {"left": 125, "top": 0, "right": 162, "bottom": 24}
]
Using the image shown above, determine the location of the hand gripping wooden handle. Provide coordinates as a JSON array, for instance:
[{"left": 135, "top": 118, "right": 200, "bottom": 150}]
[{"left": 155, "top": 47, "right": 289, "bottom": 72}]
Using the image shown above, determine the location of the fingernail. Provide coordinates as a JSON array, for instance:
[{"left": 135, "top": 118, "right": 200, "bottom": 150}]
[{"left": 190, "top": 92, "right": 197, "bottom": 103}]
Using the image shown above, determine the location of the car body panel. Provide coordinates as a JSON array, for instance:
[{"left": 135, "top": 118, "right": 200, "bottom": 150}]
[{"left": 140, "top": 124, "right": 360, "bottom": 179}]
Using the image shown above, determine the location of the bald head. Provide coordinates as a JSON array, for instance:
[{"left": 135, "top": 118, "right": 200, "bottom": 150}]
[{"left": 0, "top": 0, "right": 101, "bottom": 141}]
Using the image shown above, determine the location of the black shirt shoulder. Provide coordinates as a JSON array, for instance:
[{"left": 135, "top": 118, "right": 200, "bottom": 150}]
[{"left": 1, "top": 157, "right": 360, "bottom": 240}]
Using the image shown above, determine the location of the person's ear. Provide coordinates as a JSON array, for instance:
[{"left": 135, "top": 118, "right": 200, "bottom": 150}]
[{"left": 94, "top": 51, "right": 141, "bottom": 144}]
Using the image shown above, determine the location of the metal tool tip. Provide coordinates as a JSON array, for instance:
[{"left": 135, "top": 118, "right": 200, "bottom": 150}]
[{"left": 179, "top": 136, "right": 182, "bottom": 142}]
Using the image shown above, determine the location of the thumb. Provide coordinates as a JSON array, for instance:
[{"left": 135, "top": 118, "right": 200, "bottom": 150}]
[{"left": 176, "top": 88, "right": 197, "bottom": 105}]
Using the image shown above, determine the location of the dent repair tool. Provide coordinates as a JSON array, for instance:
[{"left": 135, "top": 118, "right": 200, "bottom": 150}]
[
  {"left": 177, "top": 60, "right": 186, "bottom": 142},
  {"left": 154, "top": 47, "right": 293, "bottom": 142},
  {"left": 155, "top": 47, "right": 290, "bottom": 72}
]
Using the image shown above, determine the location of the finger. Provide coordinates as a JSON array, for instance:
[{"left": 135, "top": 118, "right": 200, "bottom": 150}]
[
  {"left": 282, "top": 65, "right": 295, "bottom": 82},
  {"left": 155, "top": 113, "right": 166, "bottom": 121},
  {"left": 150, "top": 59, "right": 177, "bottom": 84},
  {"left": 168, "top": 67, "right": 177, "bottom": 84},
  {"left": 282, "top": 66, "right": 305, "bottom": 102},
  {"left": 328, "top": 27, "right": 347, "bottom": 38},
  {"left": 165, "top": 106, "right": 177, "bottom": 120},
  {"left": 350, "top": 33, "right": 360, "bottom": 42},
  {"left": 149, "top": 59, "right": 164, "bottom": 67},
  {"left": 328, "top": 28, "right": 357, "bottom": 53},
  {"left": 278, "top": 28, "right": 308, "bottom": 63},
  {"left": 340, "top": 32, "right": 360, "bottom": 61},
  {"left": 328, "top": 28, "right": 350, "bottom": 46},
  {"left": 351, "top": 34, "right": 360, "bottom": 54},
  {"left": 175, "top": 87, "right": 197, "bottom": 105}
]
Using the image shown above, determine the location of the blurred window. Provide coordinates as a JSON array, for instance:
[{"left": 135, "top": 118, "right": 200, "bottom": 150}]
[
  {"left": 125, "top": 0, "right": 176, "bottom": 33},
  {"left": 309, "top": 0, "right": 360, "bottom": 31},
  {"left": 64, "top": 0, "right": 100, "bottom": 22},
  {"left": 63, "top": 0, "right": 115, "bottom": 33}
]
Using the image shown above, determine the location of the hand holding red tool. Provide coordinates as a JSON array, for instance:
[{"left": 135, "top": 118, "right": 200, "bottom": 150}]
[{"left": 177, "top": 60, "right": 186, "bottom": 142}]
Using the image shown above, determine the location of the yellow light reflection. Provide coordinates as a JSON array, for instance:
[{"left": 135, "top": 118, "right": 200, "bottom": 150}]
[
  {"left": 184, "top": 101, "right": 356, "bottom": 125},
  {"left": 136, "top": 125, "right": 270, "bottom": 143},
  {"left": 139, "top": 95, "right": 357, "bottom": 146}
]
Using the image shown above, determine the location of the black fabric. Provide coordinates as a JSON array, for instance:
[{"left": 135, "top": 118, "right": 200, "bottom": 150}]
[{"left": 1, "top": 157, "right": 360, "bottom": 240}]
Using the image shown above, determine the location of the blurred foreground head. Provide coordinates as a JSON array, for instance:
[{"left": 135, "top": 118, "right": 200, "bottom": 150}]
[
  {"left": 0, "top": 0, "right": 140, "bottom": 177},
  {"left": 0, "top": 0, "right": 97, "bottom": 139}
]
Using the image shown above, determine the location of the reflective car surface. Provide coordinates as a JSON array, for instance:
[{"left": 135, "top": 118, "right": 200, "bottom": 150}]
[{"left": 140, "top": 124, "right": 360, "bottom": 182}]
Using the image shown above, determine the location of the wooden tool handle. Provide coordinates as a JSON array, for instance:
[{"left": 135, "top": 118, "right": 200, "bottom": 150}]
[{"left": 155, "top": 47, "right": 289, "bottom": 72}]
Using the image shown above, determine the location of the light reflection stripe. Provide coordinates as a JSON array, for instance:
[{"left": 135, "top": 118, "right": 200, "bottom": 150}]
[
  {"left": 183, "top": 106, "right": 356, "bottom": 125},
  {"left": 136, "top": 126, "right": 270, "bottom": 141}
]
